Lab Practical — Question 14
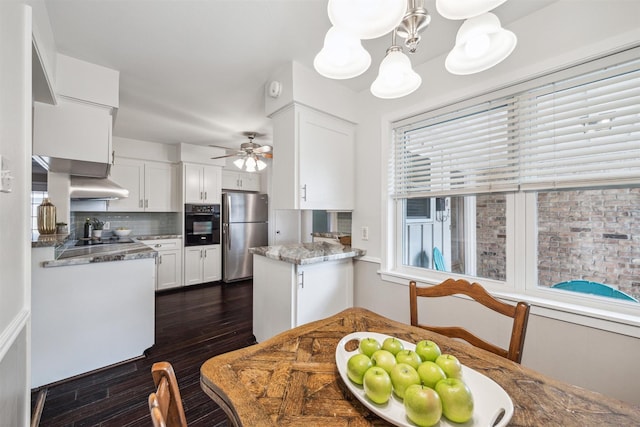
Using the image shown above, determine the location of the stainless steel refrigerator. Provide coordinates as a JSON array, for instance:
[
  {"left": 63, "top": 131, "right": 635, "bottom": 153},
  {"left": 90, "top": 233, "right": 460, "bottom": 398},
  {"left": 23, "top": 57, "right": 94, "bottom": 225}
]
[{"left": 222, "top": 192, "right": 268, "bottom": 282}]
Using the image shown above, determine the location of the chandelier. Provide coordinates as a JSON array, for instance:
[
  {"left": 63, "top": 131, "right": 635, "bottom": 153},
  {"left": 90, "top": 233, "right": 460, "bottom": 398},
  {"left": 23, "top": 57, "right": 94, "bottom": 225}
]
[{"left": 314, "top": 0, "right": 517, "bottom": 99}]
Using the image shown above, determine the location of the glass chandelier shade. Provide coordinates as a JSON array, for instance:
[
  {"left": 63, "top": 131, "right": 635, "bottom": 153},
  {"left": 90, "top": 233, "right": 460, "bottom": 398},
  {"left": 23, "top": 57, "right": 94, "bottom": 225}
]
[
  {"left": 370, "top": 47, "right": 422, "bottom": 99},
  {"left": 436, "top": 0, "right": 508, "bottom": 20},
  {"left": 314, "top": 27, "right": 371, "bottom": 79},
  {"left": 445, "top": 12, "right": 516, "bottom": 75},
  {"left": 327, "top": 0, "right": 407, "bottom": 40},
  {"left": 234, "top": 155, "right": 266, "bottom": 172}
]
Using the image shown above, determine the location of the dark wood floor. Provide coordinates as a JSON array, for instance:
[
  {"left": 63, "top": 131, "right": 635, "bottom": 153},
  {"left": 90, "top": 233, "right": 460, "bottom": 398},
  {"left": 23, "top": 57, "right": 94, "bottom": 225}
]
[{"left": 32, "top": 280, "right": 255, "bottom": 427}]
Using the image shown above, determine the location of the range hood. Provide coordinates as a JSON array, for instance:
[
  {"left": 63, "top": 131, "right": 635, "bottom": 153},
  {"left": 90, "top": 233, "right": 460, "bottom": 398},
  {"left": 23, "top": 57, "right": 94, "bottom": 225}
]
[
  {"left": 33, "top": 155, "right": 111, "bottom": 179},
  {"left": 70, "top": 176, "right": 129, "bottom": 200}
]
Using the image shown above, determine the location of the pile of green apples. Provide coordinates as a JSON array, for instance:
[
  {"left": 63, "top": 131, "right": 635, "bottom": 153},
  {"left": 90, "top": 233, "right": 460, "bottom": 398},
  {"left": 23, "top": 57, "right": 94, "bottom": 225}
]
[{"left": 346, "top": 336, "right": 474, "bottom": 427}]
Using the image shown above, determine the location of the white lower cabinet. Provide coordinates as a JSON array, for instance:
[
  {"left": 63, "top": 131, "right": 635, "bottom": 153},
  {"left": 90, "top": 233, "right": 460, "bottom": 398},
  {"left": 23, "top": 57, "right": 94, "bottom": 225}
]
[
  {"left": 252, "top": 255, "right": 353, "bottom": 342},
  {"left": 184, "top": 245, "right": 221, "bottom": 286},
  {"left": 141, "top": 239, "right": 183, "bottom": 290}
]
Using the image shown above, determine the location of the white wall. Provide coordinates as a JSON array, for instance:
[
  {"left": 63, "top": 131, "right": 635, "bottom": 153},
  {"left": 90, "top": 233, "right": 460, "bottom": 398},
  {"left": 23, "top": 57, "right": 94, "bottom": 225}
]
[
  {"left": 0, "top": 1, "right": 33, "bottom": 425},
  {"left": 351, "top": 0, "right": 640, "bottom": 405}
]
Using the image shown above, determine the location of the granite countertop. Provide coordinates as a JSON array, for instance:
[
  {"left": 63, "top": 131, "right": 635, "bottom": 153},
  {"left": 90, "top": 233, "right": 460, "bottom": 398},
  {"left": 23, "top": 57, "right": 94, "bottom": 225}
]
[
  {"left": 31, "top": 234, "right": 70, "bottom": 248},
  {"left": 135, "top": 234, "right": 182, "bottom": 240},
  {"left": 42, "top": 240, "right": 157, "bottom": 268},
  {"left": 248, "top": 242, "right": 365, "bottom": 265},
  {"left": 311, "top": 232, "right": 351, "bottom": 238}
]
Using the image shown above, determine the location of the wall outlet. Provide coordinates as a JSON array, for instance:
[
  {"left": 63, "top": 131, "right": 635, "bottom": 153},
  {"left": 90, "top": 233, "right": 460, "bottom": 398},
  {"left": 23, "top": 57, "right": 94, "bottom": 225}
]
[{"left": 361, "top": 226, "right": 369, "bottom": 241}]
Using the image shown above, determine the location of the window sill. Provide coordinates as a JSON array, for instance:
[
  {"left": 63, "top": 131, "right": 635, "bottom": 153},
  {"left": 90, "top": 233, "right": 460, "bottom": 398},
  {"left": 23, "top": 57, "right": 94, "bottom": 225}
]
[{"left": 380, "top": 268, "right": 640, "bottom": 339}]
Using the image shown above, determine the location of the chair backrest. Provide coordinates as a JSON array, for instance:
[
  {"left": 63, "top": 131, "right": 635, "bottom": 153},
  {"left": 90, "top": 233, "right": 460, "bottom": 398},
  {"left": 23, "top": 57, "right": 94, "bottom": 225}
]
[
  {"left": 409, "top": 279, "right": 530, "bottom": 363},
  {"left": 149, "top": 362, "right": 188, "bottom": 427}
]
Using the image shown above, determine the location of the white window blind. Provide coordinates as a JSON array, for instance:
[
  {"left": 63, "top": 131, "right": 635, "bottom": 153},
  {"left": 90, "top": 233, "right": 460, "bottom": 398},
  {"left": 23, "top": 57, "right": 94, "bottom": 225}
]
[
  {"left": 391, "top": 54, "right": 640, "bottom": 198},
  {"left": 517, "top": 60, "right": 640, "bottom": 190}
]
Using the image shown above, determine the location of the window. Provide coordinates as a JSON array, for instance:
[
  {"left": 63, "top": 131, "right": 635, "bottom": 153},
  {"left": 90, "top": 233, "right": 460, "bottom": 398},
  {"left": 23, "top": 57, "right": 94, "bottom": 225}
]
[{"left": 388, "top": 48, "right": 640, "bottom": 322}]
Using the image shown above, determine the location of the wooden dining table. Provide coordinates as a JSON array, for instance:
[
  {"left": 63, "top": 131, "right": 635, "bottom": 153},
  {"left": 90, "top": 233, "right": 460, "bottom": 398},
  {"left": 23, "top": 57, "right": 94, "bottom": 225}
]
[{"left": 200, "top": 307, "right": 640, "bottom": 426}]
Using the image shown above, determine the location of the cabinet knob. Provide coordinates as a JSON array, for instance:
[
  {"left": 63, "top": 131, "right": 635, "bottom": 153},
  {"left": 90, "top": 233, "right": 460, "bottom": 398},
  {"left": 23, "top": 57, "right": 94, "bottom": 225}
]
[{"left": 155, "top": 244, "right": 161, "bottom": 248}]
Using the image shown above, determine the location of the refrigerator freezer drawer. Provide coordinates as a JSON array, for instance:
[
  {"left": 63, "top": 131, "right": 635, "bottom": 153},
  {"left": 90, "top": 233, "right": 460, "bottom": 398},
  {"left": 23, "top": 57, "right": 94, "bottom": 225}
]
[{"left": 223, "top": 221, "right": 268, "bottom": 282}]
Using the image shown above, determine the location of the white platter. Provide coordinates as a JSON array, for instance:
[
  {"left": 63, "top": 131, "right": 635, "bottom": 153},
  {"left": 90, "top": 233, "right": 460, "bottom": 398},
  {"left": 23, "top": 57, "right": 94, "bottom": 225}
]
[{"left": 335, "top": 332, "right": 513, "bottom": 427}]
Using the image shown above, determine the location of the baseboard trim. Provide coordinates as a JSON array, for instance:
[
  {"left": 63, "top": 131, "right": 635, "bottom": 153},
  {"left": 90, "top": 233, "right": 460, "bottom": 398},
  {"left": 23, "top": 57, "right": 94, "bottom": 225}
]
[{"left": 31, "top": 354, "right": 146, "bottom": 392}]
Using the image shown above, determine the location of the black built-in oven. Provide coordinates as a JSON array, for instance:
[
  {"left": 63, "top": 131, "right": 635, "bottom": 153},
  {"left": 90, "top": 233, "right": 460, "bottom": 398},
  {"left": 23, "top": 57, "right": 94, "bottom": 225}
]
[{"left": 184, "top": 204, "right": 220, "bottom": 246}]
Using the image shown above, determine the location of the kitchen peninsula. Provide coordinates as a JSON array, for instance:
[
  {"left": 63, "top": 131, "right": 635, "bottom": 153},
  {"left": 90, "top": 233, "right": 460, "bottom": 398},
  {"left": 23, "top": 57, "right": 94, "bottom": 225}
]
[
  {"left": 249, "top": 242, "right": 365, "bottom": 342},
  {"left": 31, "top": 236, "right": 157, "bottom": 388}
]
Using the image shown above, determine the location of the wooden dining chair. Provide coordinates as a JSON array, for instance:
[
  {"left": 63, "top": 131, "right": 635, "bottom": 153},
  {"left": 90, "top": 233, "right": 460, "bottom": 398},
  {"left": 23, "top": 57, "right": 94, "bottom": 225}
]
[
  {"left": 148, "top": 361, "right": 188, "bottom": 427},
  {"left": 409, "top": 279, "right": 530, "bottom": 363}
]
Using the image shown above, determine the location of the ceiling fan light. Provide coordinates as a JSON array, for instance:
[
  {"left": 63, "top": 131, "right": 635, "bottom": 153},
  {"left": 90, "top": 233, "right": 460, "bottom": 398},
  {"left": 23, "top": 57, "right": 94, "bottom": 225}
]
[
  {"left": 436, "top": 0, "right": 508, "bottom": 20},
  {"left": 233, "top": 157, "right": 245, "bottom": 169},
  {"left": 328, "top": 0, "right": 406, "bottom": 40},
  {"left": 445, "top": 13, "right": 516, "bottom": 75},
  {"left": 314, "top": 27, "right": 371, "bottom": 79},
  {"left": 256, "top": 158, "right": 267, "bottom": 171},
  {"left": 370, "top": 49, "right": 422, "bottom": 99},
  {"left": 245, "top": 156, "right": 257, "bottom": 172}
]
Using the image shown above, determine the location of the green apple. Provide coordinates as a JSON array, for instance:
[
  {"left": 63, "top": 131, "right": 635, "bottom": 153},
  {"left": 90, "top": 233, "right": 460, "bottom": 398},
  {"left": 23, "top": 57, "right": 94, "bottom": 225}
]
[
  {"left": 370, "top": 349, "right": 397, "bottom": 374},
  {"left": 403, "top": 384, "right": 442, "bottom": 427},
  {"left": 435, "top": 354, "right": 462, "bottom": 379},
  {"left": 417, "top": 361, "right": 446, "bottom": 389},
  {"left": 389, "top": 363, "right": 421, "bottom": 399},
  {"left": 435, "top": 377, "right": 474, "bottom": 423},
  {"left": 359, "top": 337, "right": 381, "bottom": 357},
  {"left": 363, "top": 366, "right": 393, "bottom": 405},
  {"left": 382, "top": 337, "right": 404, "bottom": 355},
  {"left": 415, "top": 340, "right": 441, "bottom": 363},
  {"left": 395, "top": 349, "right": 422, "bottom": 370},
  {"left": 346, "top": 353, "right": 372, "bottom": 385}
]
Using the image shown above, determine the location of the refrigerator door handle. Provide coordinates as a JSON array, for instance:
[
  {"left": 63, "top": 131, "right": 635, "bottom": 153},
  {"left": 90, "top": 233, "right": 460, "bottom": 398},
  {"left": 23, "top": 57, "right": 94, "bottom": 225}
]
[{"left": 224, "top": 222, "right": 231, "bottom": 250}]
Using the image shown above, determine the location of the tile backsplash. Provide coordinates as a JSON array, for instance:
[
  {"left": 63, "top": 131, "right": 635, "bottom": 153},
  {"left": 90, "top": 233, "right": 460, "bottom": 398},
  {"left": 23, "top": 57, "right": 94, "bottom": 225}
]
[{"left": 70, "top": 212, "right": 181, "bottom": 238}]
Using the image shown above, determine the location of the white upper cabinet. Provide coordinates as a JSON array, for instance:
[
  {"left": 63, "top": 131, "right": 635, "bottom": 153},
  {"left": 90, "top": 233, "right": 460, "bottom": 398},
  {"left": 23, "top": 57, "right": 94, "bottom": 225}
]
[
  {"left": 32, "top": 54, "right": 119, "bottom": 178},
  {"left": 271, "top": 104, "right": 354, "bottom": 210},
  {"left": 221, "top": 170, "right": 261, "bottom": 192},
  {"left": 33, "top": 99, "right": 113, "bottom": 176},
  {"left": 108, "top": 157, "right": 177, "bottom": 212},
  {"left": 183, "top": 163, "right": 221, "bottom": 204}
]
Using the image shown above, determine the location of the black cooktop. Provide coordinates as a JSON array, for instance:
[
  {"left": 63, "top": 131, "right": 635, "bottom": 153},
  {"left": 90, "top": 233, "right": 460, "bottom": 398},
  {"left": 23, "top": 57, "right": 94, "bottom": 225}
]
[{"left": 75, "top": 237, "right": 136, "bottom": 246}]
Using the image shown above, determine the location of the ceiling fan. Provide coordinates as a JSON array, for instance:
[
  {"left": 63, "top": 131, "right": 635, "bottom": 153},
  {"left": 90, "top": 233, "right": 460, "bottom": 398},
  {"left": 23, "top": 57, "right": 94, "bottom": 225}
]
[{"left": 210, "top": 132, "right": 272, "bottom": 172}]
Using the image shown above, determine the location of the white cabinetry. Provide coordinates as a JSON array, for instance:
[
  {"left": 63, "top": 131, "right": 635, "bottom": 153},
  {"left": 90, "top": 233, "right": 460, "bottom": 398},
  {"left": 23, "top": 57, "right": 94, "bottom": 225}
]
[
  {"left": 184, "top": 245, "right": 221, "bottom": 286},
  {"left": 271, "top": 104, "right": 355, "bottom": 210},
  {"left": 33, "top": 98, "right": 113, "bottom": 177},
  {"left": 140, "top": 239, "right": 183, "bottom": 290},
  {"left": 221, "top": 170, "right": 261, "bottom": 192},
  {"left": 31, "top": 248, "right": 154, "bottom": 388},
  {"left": 252, "top": 255, "right": 353, "bottom": 342},
  {"left": 108, "top": 158, "right": 177, "bottom": 212},
  {"left": 184, "top": 163, "right": 221, "bottom": 204}
]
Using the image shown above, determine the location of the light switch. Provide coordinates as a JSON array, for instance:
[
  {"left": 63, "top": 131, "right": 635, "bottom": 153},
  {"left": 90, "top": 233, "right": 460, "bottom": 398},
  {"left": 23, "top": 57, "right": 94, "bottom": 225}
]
[
  {"left": 361, "top": 226, "right": 369, "bottom": 241},
  {"left": 0, "top": 155, "right": 13, "bottom": 193}
]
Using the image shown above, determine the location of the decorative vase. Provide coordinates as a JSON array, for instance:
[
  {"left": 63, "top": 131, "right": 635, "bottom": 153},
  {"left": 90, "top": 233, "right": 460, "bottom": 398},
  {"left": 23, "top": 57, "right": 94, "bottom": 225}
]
[
  {"left": 37, "top": 198, "right": 57, "bottom": 235},
  {"left": 92, "top": 229, "right": 103, "bottom": 238}
]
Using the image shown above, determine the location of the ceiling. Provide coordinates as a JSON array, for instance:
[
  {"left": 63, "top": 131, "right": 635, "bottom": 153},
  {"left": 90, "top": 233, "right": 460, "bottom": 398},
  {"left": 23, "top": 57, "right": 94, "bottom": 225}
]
[{"left": 44, "top": 0, "right": 556, "bottom": 149}]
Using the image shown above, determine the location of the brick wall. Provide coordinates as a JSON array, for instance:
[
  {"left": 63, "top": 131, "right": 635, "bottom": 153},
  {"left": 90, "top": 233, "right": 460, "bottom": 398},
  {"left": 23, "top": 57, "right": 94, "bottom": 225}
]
[
  {"left": 476, "top": 194, "right": 507, "bottom": 281},
  {"left": 537, "top": 188, "right": 640, "bottom": 300}
]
